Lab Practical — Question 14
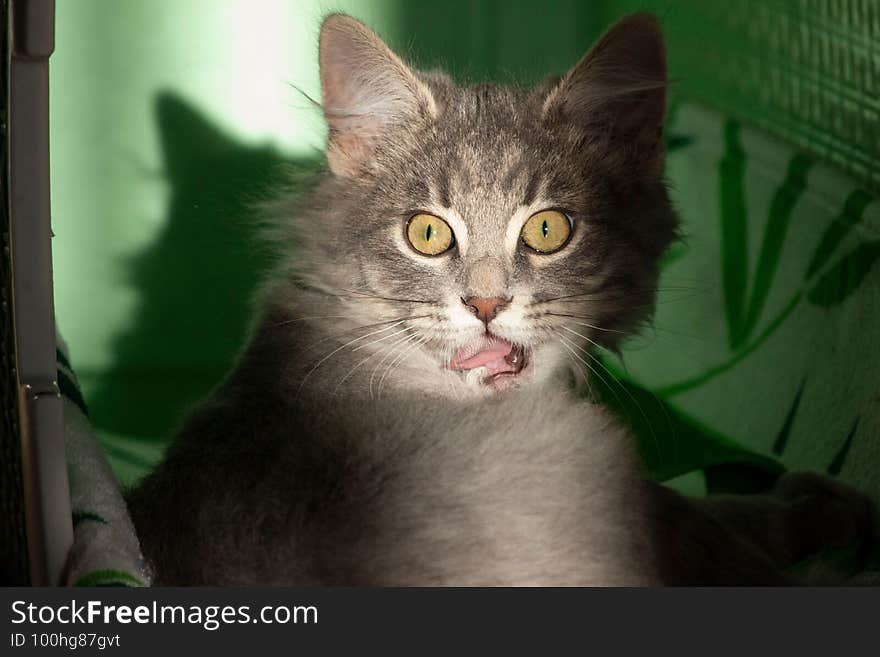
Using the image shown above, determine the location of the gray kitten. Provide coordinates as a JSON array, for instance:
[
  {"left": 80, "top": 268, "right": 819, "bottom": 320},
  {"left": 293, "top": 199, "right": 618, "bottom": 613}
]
[{"left": 128, "top": 13, "right": 878, "bottom": 585}]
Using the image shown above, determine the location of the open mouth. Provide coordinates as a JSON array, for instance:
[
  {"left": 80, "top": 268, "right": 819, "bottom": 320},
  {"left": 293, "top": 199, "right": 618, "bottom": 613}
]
[{"left": 446, "top": 336, "right": 529, "bottom": 388}]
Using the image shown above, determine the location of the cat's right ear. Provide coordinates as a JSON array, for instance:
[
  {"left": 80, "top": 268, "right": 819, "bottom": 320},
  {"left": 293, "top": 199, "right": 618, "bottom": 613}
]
[
  {"left": 319, "top": 14, "right": 437, "bottom": 178},
  {"left": 542, "top": 13, "right": 667, "bottom": 175}
]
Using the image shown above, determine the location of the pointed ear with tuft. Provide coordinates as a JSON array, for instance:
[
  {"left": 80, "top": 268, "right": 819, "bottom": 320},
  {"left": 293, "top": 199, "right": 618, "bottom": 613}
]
[
  {"left": 542, "top": 13, "right": 667, "bottom": 175},
  {"left": 319, "top": 14, "right": 438, "bottom": 178}
]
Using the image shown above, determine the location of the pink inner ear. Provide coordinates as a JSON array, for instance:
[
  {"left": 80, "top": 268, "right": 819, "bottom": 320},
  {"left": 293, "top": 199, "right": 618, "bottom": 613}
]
[
  {"left": 324, "top": 109, "right": 387, "bottom": 177},
  {"left": 318, "top": 15, "right": 437, "bottom": 177}
]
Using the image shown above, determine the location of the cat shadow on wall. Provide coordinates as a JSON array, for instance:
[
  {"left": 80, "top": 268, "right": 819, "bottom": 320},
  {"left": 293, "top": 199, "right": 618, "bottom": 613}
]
[{"left": 87, "top": 93, "right": 320, "bottom": 445}]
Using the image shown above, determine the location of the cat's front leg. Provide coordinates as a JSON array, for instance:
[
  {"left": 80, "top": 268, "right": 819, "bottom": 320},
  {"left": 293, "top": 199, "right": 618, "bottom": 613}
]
[
  {"left": 649, "top": 473, "right": 879, "bottom": 584},
  {"left": 701, "top": 472, "right": 878, "bottom": 576}
]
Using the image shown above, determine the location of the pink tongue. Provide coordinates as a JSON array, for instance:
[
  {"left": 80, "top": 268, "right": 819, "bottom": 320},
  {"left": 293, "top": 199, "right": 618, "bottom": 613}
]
[{"left": 448, "top": 338, "right": 514, "bottom": 373}]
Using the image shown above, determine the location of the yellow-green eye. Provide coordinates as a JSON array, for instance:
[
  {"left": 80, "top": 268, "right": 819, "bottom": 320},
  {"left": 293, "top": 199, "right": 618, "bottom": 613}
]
[
  {"left": 521, "top": 210, "right": 572, "bottom": 253},
  {"left": 406, "top": 213, "right": 455, "bottom": 255}
]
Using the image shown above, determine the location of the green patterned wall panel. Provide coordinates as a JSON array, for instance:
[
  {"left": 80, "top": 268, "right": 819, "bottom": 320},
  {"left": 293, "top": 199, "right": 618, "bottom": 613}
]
[
  {"left": 611, "top": 102, "right": 880, "bottom": 500},
  {"left": 604, "top": 0, "right": 880, "bottom": 193}
]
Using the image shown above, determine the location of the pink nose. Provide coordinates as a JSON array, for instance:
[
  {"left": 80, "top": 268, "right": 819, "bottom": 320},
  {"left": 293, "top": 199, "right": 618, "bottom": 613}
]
[{"left": 462, "top": 296, "right": 509, "bottom": 324}]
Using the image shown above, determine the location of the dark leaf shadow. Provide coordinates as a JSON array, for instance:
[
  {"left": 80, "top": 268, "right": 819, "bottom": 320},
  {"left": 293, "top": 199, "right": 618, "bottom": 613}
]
[
  {"left": 805, "top": 189, "right": 873, "bottom": 279},
  {"left": 827, "top": 418, "right": 859, "bottom": 476},
  {"left": 740, "top": 154, "right": 812, "bottom": 340},
  {"left": 807, "top": 241, "right": 880, "bottom": 308},
  {"left": 772, "top": 376, "right": 807, "bottom": 456},
  {"left": 719, "top": 120, "right": 749, "bottom": 349}
]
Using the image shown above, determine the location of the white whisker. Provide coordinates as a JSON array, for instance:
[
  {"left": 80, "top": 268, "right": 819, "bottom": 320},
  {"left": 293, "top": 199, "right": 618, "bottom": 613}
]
[
  {"left": 558, "top": 330, "right": 666, "bottom": 467},
  {"left": 369, "top": 332, "right": 421, "bottom": 399},
  {"left": 301, "top": 314, "right": 432, "bottom": 354},
  {"left": 377, "top": 334, "right": 428, "bottom": 398},
  {"left": 351, "top": 325, "right": 413, "bottom": 352},
  {"left": 273, "top": 314, "right": 354, "bottom": 328},
  {"left": 297, "top": 319, "right": 410, "bottom": 396},
  {"left": 551, "top": 316, "right": 626, "bottom": 334},
  {"left": 334, "top": 329, "right": 416, "bottom": 396}
]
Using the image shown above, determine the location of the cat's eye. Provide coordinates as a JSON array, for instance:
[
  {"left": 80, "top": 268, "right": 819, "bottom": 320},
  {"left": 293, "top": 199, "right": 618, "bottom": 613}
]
[
  {"left": 520, "top": 210, "right": 572, "bottom": 254},
  {"left": 406, "top": 213, "right": 455, "bottom": 256}
]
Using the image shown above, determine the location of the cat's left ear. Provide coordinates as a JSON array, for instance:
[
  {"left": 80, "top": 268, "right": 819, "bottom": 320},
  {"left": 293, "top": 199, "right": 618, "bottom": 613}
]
[
  {"left": 542, "top": 13, "right": 667, "bottom": 175},
  {"left": 319, "top": 14, "right": 438, "bottom": 178}
]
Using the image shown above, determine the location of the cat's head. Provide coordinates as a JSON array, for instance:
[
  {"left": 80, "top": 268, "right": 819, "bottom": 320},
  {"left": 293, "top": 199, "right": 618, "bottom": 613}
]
[{"left": 279, "top": 13, "right": 677, "bottom": 397}]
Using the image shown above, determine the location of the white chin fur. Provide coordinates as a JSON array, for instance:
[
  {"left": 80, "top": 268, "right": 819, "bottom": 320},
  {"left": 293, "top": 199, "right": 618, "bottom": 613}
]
[{"left": 462, "top": 368, "right": 491, "bottom": 389}]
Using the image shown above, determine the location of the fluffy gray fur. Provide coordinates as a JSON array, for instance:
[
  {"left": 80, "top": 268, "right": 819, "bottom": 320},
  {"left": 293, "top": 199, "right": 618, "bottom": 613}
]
[{"left": 128, "top": 13, "right": 878, "bottom": 585}]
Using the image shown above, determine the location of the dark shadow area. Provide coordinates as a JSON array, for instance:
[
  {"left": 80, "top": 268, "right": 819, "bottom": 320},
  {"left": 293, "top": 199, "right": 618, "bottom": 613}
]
[
  {"left": 395, "top": 0, "right": 606, "bottom": 84},
  {"left": 0, "top": 0, "right": 31, "bottom": 585},
  {"left": 86, "top": 93, "right": 320, "bottom": 443}
]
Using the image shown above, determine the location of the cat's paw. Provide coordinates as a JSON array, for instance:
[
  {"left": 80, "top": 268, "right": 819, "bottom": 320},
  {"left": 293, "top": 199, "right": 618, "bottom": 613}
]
[{"left": 772, "top": 471, "right": 879, "bottom": 561}]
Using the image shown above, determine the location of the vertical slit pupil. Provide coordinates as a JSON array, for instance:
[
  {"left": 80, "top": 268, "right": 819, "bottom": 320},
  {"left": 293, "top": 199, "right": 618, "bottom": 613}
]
[
  {"left": 541, "top": 219, "right": 549, "bottom": 238},
  {"left": 425, "top": 223, "right": 433, "bottom": 242}
]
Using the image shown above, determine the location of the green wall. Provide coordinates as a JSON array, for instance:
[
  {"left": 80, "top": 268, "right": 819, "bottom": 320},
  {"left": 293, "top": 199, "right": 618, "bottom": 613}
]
[
  {"left": 50, "top": 0, "right": 397, "bottom": 478},
  {"left": 49, "top": 1, "right": 880, "bottom": 500}
]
